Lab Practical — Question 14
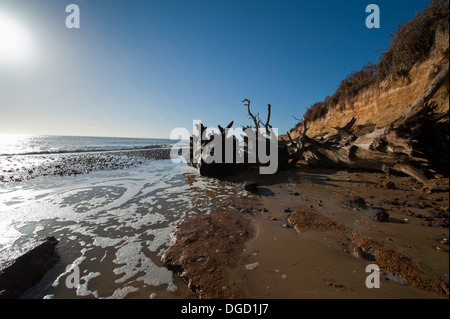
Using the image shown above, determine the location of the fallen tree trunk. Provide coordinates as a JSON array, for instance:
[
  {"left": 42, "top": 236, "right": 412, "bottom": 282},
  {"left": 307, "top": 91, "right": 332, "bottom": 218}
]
[{"left": 288, "top": 63, "right": 449, "bottom": 186}]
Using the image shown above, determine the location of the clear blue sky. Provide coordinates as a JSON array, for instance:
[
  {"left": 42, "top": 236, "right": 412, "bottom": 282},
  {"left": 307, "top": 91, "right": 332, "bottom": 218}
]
[{"left": 0, "top": 0, "right": 431, "bottom": 138}]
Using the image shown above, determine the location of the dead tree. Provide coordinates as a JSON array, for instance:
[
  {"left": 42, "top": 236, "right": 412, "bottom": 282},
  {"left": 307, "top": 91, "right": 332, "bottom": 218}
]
[
  {"left": 242, "top": 99, "right": 259, "bottom": 130},
  {"left": 187, "top": 100, "right": 288, "bottom": 176}
]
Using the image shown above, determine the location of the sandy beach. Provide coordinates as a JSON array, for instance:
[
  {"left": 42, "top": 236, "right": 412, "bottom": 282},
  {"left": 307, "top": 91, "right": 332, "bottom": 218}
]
[
  {"left": 0, "top": 148, "right": 448, "bottom": 299},
  {"left": 163, "top": 166, "right": 449, "bottom": 299}
]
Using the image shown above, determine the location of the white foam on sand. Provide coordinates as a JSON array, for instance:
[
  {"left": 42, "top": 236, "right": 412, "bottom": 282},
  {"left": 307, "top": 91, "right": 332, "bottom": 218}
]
[
  {"left": 113, "top": 241, "right": 174, "bottom": 287},
  {"left": 0, "top": 159, "right": 239, "bottom": 298},
  {"left": 104, "top": 286, "right": 139, "bottom": 299}
]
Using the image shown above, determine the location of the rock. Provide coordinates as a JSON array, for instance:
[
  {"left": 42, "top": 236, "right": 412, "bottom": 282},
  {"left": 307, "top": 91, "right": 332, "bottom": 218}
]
[
  {"left": 282, "top": 208, "right": 292, "bottom": 213},
  {"left": 370, "top": 207, "right": 390, "bottom": 222},
  {"left": 430, "top": 207, "right": 449, "bottom": 220},
  {"left": 378, "top": 180, "right": 396, "bottom": 189},
  {"left": 435, "top": 246, "right": 449, "bottom": 252},
  {"left": 353, "top": 247, "right": 366, "bottom": 259},
  {"left": 243, "top": 181, "right": 259, "bottom": 192},
  {"left": 0, "top": 237, "right": 59, "bottom": 299},
  {"left": 344, "top": 196, "right": 366, "bottom": 209},
  {"left": 415, "top": 201, "right": 431, "bottom": 209},
  {"left": 245, "top": 262, "right": 261, "bottom": 271},
  {"left": 352, "top": 246, "right": 376, "bottom": 261},
  {"left": 431, "top": 219, "right": 448, "bottom": 227},
  {"left": 405, "top": 210, "right": 415, "bottom": 217}
]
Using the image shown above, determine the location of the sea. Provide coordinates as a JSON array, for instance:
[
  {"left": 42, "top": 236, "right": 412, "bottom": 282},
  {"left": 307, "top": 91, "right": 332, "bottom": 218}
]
[
  {"left": 0, "top": 134, "right": 246, "bottom": 299},
  {"left": 0, "top": 134, "right": 177, "bottom": 156}
]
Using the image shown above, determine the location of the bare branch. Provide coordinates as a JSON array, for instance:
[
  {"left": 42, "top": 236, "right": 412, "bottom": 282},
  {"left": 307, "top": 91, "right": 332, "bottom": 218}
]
[
  {"left": 287, "top": 131, "right": 296, "bottom": 145},
  {"left": 242, "top": 99, "right": 259, "bottom": 129},
  {"left": 226, "top": 121, "right": 234, "bottom": 129},
  {"left": 292, "top": 115, "right": 304, "bottom": 122},
  {"left": 300, "top": 120, "right": 308, "bottom": 137},
  {"left": 264, "top": 104, "right": 272, "bottom": 133}
]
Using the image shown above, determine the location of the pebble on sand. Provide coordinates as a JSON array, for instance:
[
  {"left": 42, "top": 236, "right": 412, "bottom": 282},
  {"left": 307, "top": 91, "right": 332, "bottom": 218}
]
[{"left": 245, "top": 262, "right": 261, "bottom": 271}]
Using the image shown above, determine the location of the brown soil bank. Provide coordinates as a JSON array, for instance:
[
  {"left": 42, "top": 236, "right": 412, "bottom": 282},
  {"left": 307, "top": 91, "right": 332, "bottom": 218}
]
[{"left": 289, "top": 1, "right": 449, "bottom": 139}]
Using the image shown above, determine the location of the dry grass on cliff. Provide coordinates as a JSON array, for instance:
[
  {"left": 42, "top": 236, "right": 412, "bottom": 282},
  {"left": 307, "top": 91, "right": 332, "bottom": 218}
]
[
  {"left": 377, "top": 0, "right": 449, "bottom": 81},
  {"left": 304, "top": 0, "right": 449, "bottom": 123}
]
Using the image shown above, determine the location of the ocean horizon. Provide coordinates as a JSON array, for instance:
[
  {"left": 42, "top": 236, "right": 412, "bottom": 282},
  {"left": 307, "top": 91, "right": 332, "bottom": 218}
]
[{"left": 0, "top": 134, "right": 181, "bottom": 157}]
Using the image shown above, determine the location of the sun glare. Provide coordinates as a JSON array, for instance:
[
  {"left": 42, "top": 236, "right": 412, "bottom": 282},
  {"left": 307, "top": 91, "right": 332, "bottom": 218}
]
[{"left": 0, "top": 13, "right": 33, "bottom": 64}]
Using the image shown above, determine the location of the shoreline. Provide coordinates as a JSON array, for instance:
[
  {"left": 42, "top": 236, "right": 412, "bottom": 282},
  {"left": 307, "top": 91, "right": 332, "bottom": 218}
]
[
  {"left": 0, "top": 148, "right": 172, "bottom": 183},
  {"left": 163, "top": 167, "right": 449, "bottom": 299}
]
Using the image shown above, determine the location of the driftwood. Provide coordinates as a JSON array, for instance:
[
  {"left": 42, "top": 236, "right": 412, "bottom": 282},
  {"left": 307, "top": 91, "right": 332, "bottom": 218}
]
[
  {"left": 188, "top": 100, "right": 288, "bottom": 176},
  {"left": 286, "top": 63, "right": 449, "bottom": 185}
]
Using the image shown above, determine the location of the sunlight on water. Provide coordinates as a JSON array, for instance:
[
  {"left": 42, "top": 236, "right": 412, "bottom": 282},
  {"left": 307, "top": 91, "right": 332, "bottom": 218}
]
[
  {"left": 0, "top": 134, "right": 178, "bottom": 156},
  {"left": 0, "top": 134, "right": 36, "bottom": 156}
]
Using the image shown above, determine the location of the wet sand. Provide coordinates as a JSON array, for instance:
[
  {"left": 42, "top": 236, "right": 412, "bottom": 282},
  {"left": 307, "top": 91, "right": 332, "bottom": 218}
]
[{"left": 164, "top": 167, "right": 449, "bottom": 299}]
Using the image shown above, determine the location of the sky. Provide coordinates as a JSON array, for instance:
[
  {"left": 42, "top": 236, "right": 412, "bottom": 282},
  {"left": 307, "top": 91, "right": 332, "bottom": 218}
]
[{"left": 0, "top": 0, "right": 432, "bottom": 138}]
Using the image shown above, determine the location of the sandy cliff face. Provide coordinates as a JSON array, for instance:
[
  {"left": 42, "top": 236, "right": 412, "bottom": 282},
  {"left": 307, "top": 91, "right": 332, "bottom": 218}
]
[{"left": 290, "top": 32, "right": 449, "bottom": 139}]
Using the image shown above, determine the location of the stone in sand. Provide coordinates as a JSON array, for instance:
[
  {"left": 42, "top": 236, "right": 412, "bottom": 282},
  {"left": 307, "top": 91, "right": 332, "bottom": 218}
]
[
  {"left": 378, "top": 180, "right": 396, "bottom": 189},
  {"left": 370, "top": 207, "right": 390, "bottom": 222},
  {"left": 244, "top": 181, "right": 259, "bottom": 192},
  {"left": 0, "top": 236, "right": 59, "bottom": 299},
  {"left": 344, "top": 196, "right": 366, "bottom": 209},
  {"left": 245, "top": 262, "right": 261, "bottom": 271}
]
